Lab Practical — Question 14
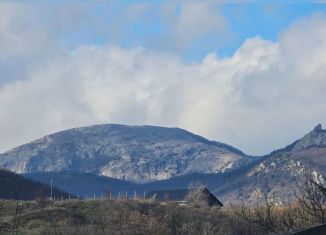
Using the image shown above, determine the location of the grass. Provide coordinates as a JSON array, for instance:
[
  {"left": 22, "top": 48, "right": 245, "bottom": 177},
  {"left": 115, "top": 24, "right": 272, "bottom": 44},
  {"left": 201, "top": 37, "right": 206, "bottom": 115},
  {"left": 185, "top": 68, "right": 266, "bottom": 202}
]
[
  {"left": 0, "top": 199, "right": 99, "bottom": 234},
  {"left": 0, "top": 199, "right": 229, "bottom": 235}
]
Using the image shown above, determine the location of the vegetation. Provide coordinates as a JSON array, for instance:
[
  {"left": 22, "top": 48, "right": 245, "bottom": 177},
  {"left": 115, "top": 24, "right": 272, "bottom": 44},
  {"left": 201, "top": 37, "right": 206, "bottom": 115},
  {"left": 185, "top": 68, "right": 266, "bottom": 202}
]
[
  {"left": 1, "top": 175, "right": 326, "bottom": 234},
  {"left": 232, "top": 175, "right": 326, "bottom": 234},
  {"left": 0, "top": 199, "right": 229, "bottom": 235},
  {"left": 0, "top": 170, "right": 73, "bottom": 200}
]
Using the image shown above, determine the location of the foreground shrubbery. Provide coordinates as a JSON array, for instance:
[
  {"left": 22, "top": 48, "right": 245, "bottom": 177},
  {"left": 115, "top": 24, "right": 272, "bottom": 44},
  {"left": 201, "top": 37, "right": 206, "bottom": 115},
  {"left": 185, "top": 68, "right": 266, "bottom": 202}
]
[
  {"left": 1, "top": 176, "right": 326, "bottom": 235},
  {"left": 231, "top": 176, "right": 326, "bottom": 235},
  {"left": 0, "top": 199, "right": 231, "bottom": 235},
  {"left": 0, "top": 197, "right": 322, "bottom": 235}
]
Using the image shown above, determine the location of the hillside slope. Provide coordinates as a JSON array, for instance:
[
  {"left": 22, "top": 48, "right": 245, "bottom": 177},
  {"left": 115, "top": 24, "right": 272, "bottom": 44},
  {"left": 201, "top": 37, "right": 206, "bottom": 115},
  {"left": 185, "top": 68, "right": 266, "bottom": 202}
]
[
  {"left": 25, "top": 171, "right": 227, "bottom": 199},
  {"left": 0, "top": 124, "right": 253, "bottom": 183},
  {"left": 214, "top": 124, "right": 326, "bottom": 204},
  {"left": 0, "top": 169, "right": 73, "bottom": 200}
]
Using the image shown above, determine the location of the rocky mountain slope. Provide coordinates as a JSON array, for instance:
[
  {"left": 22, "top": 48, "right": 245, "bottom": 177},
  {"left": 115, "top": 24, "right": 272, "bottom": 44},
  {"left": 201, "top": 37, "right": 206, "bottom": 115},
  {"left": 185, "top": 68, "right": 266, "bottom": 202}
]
[
  {"left": 214, "top": 124, "right": 326, "bottom": 204},
  {"left": 0, "top": 124, "right": 253, "bottom": 183}
]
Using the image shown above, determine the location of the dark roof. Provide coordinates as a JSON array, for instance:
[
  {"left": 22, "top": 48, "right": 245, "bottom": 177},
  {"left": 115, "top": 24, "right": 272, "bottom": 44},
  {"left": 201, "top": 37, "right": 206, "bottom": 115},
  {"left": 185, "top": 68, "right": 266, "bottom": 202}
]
[
  {"left": 145, "top": 188, "right": 223, "bottom": 207},
  {"left": 146, "top": 189, "right": 188, "bottom": 201},
  {"left": 293, "top": 224, "right": 326, "bottom": 235}
]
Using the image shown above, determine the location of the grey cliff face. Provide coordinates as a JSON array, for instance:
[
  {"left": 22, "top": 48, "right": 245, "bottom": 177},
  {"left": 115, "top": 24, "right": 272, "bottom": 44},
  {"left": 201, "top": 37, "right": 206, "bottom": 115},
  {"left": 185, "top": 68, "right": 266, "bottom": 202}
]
[
  {"left": 0, "top": 124, "right": 251, "bottom": 183},
  {"left": 215, "top": 124, "right": 326, "bottom": 205},
  {"left": 292, "top": 124, "right": 326, "bottom": 151}
]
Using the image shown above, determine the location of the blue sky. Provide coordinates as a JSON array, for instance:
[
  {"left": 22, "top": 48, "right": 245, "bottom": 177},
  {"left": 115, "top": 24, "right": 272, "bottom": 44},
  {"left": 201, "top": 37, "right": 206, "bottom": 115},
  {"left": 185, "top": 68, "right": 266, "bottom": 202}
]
[
  {"left": 57, "top": 2, "right": 326, "bottom": 61},
  {"left": 1, "top": 2, "right": 326, "bottom": 155},
  {"left": 220, "top": 3, "right": 326, "bottom": 56}
]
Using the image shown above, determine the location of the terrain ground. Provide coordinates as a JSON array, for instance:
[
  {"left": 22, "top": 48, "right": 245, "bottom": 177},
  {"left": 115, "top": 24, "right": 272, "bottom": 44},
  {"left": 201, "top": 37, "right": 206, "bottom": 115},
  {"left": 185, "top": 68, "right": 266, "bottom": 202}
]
[{"left": 0, "top": 199, "right": 229, "bottom": 235}]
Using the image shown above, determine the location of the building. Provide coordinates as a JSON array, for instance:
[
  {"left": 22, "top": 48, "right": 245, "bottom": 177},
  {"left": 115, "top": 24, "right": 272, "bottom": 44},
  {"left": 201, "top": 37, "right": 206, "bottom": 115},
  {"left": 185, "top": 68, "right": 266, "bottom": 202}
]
[
  {"left": 145, "top": 188, "right": 223, "bottom": 207},
  {"left": 292, "top": 224, "right": 326, "bottom": 235}
]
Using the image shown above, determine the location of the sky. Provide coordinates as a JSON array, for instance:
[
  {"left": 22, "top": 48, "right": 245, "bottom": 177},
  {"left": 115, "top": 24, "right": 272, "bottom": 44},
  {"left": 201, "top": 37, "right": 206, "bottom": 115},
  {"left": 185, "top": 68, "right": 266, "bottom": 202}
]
[{"left": 1, "top": 1, "right": 326, "bottom": 155}]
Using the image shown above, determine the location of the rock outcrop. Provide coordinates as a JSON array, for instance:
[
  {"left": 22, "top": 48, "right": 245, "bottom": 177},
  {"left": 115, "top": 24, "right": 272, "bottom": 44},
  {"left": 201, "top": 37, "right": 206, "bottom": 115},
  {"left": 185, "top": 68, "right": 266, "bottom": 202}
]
[{"left": 0, "top": 124, "right": 252, "bottom": 183}]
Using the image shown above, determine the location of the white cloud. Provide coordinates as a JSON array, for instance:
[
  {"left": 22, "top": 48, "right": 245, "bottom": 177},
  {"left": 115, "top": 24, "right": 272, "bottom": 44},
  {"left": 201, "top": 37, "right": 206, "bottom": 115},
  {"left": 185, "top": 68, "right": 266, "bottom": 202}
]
[
  {"left": 173, "top": 3, "right": 228, "bottom": 49},
  {"left": 0, "top": 4, "right": 57, "bottom": 59},
  {"left": 160, "top": 2, "right": 229, "bottom": 51},
  {"left": 0, "top": 6, "right": 326, "bottom": 156}
]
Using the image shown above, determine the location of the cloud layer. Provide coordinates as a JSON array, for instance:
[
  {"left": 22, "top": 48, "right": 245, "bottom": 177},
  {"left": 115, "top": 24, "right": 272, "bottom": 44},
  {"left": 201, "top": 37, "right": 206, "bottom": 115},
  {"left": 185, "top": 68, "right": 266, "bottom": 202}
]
[{"left": 1, "top": 5, "right": 326, "bottom": 155}]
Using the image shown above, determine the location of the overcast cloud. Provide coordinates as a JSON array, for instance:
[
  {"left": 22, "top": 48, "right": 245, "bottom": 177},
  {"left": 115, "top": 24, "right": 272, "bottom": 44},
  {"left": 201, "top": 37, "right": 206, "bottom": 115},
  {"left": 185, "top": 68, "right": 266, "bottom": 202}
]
[{"left": 0, "top": 4, "right": 326, "bottom": 155}]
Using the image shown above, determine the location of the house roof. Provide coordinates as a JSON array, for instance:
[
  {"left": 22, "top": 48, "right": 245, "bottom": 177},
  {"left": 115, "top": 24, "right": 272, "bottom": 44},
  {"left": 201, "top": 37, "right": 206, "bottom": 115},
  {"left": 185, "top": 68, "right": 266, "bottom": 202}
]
[
  {"left": 146, "top": 189, "right": 189, "bottom": 201},
  {"left": 293, "top": 224, "right": 326, "bottom": 235},
  {"left": 145, "top": 188, "right": 223, "bottom": 207}
]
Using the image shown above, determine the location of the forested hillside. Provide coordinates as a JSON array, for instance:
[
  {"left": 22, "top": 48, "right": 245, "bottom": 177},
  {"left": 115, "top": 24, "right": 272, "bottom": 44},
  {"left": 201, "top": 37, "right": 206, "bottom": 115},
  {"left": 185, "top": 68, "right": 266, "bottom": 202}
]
[{"left": 0, "top": 169, "right": 73, "bottom": 200}]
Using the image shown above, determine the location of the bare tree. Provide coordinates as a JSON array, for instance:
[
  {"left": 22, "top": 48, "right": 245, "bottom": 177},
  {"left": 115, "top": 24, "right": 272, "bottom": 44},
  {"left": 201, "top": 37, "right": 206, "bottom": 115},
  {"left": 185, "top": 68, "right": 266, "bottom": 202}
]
[
  {"left": 237, "top": 191, "right": 281, "bottom": 234},
  {"left": 231, "top": 175, "right": 326, "bottom": 235},
  {"left": 186, "top": 182, "right": 209, "bottom": 207},
  {"left": 12, "top": 201, "right": 23, "bottom": 235},
  {"left": 294, "top": 174, "right": 326, "bottom": 224}
]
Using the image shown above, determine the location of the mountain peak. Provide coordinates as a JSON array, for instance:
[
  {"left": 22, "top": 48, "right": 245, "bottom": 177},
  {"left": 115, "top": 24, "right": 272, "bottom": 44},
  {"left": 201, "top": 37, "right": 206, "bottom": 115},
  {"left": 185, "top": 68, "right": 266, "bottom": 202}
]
[
  {"left": 292, "top": 123, "right": 326, "bottom": 151},
  {"left": 313, "top": 124, "right": 323, "bottom": 132}
]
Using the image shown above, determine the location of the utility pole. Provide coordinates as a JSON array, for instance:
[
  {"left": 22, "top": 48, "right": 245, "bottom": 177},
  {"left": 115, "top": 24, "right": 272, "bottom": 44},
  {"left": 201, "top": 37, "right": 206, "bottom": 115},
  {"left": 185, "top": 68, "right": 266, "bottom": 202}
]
[{"left": 50, "top": 179, "right": 53, "bottom": 199}]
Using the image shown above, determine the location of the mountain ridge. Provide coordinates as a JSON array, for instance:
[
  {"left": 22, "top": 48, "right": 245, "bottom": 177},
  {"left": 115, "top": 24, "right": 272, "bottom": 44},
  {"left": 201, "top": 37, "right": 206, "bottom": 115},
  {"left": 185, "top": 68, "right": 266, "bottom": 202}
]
[
  {"left": 3, "top": 123, "right": 326, "bottom": 204},
  {"left": 0, "top": 124, "right": 253, "bottom": 183},
  {"left": 213, "top": 124, "right": 326, "bottom": 204}
]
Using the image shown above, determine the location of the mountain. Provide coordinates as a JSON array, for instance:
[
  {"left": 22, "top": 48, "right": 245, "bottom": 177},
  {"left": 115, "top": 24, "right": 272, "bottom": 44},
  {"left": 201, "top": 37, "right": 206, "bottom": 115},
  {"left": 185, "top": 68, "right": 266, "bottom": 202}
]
[
  {"left": 0, "top": 124, "right": 253, "bottom": 183},
  {"left": 214, "top": 124, "right": 326, "bottom": 204},
  {"left": 0, "top": 169, "right": 74, "bottom": 200},
  {"left": 15, "top": 124, "right": 326, "bottom": 205}
]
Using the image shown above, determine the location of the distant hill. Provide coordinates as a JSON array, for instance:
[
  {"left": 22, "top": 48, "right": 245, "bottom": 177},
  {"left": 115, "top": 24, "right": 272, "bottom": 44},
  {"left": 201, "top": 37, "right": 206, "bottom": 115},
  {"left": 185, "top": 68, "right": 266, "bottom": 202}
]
[
  {"left": 25, "top": 171, "right": 139, "bottom": 198},
  {"left": 25, "top": 170, "right": 230, "bottom": 200},
  {"left": 0, "top": 124, "right": 254, "bottom": 183},
  {"left": 214, "top": 124, "right": 326, "bottom": 204},
  {"left": 7, "top": 167, "right": 226, "bottom": 201},
  {"left": 0, "top": 169, "right": 74, "bottom": 200}
]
